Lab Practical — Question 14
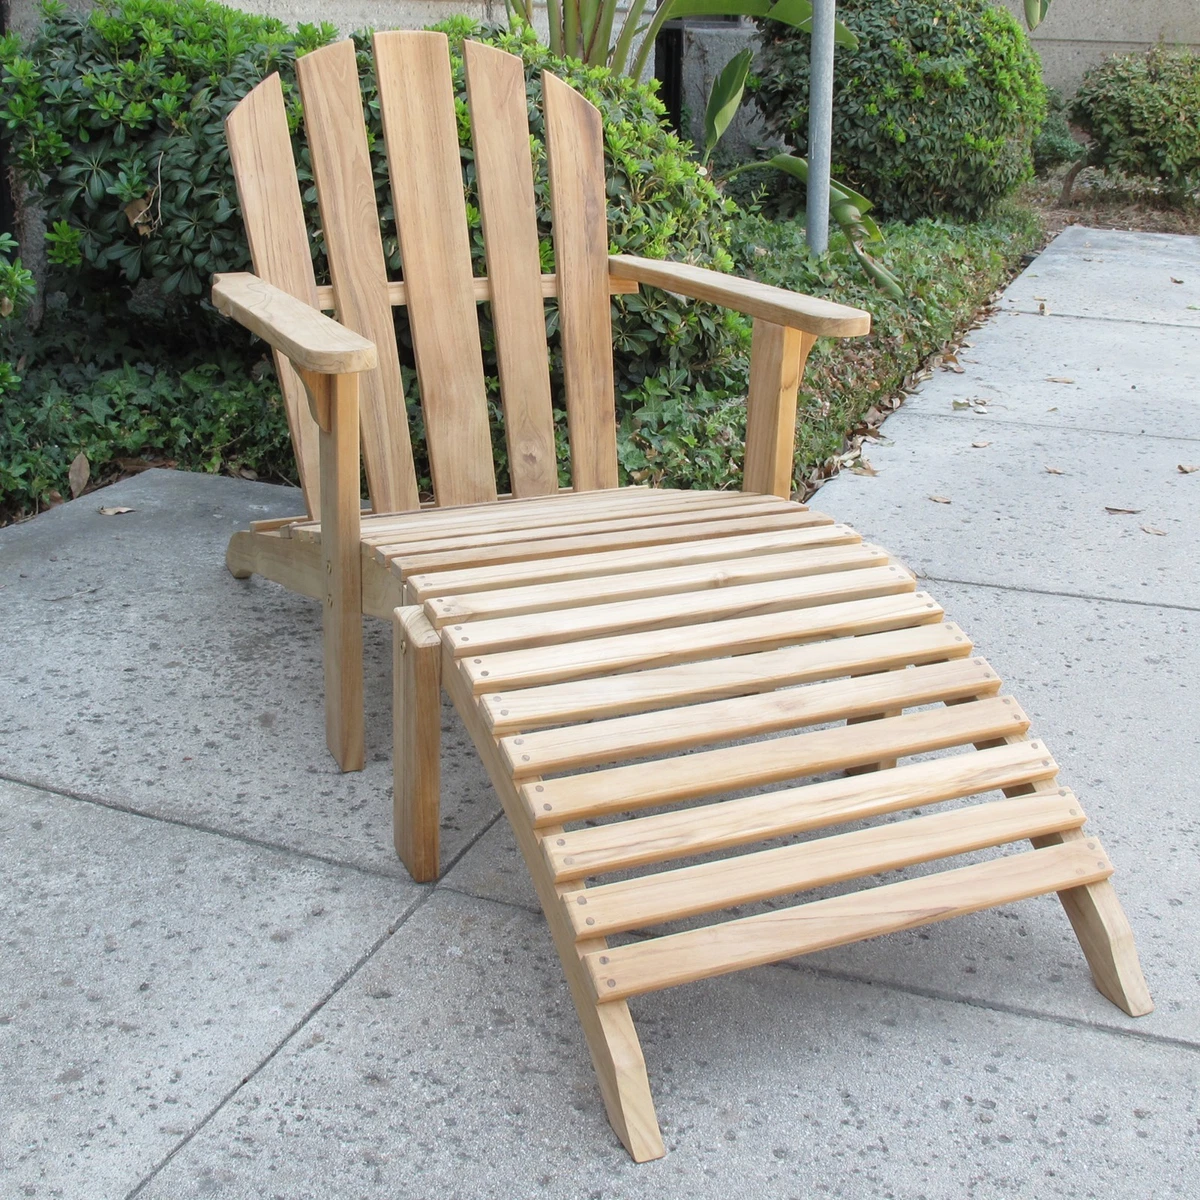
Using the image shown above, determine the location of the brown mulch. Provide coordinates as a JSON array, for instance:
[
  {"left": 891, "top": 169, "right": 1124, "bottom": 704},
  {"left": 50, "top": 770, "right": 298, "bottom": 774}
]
[{"left": 1022, "top": 168, "right": 1200, "bottom": 237}]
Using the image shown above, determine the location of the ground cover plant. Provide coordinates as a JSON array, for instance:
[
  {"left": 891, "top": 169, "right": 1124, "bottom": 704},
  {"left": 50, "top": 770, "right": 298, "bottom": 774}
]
[{"left": 621, "top": 204, "right": 1042, "bottom": 491}]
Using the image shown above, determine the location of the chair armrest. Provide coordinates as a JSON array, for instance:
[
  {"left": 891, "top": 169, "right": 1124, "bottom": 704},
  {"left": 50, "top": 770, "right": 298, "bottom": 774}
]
[
  {"left": 608, "top": 255, "right": 871, "bottom": 338},
  {"left": 212, "top": 272, "right": 378, "bottom": 374}
]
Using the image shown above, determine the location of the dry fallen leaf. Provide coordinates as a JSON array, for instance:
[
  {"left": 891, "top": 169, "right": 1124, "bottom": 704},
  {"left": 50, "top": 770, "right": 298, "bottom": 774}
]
[
  {"left": 68, "top": 451, "right": 90, "bottom": 498},
  {"left": 1170, "top": 277, "right": 1184, "bottom": 285},
  {"left": 1104, "top": 506, "right": 1142, "bottom": 515},
  {"left": 971, "top": 440, "right": 991, "bottom": 448},
  {"left": 1046, "top": 376, "right": 1075, "bottom": 384},
  {"left": 952, "top": 399, "right": 973, "bottom": 410},
  {"left": 1179, "top": 464, "right": 1199, "bottom": 475},
  {"left": 1038, "top": 302, "right": 1049, "bottom": 315},
  {"left": 850, "top": 459, "right": 878, "bottom": 477},
  {"left": 1044, "top": 465, "right": 1065, "bottom": 475},
  {"left": 98, "top": 505, "right": 135, "bottom": 516},
  {"left": 928, "top": 495, "right": 952, "bottom": 504},
  {"left": 1141, "top": 525, "right": 1167, "bottom": 536},
  {"left": 124, "top": 194, "right": 155, "bottom": 237}
]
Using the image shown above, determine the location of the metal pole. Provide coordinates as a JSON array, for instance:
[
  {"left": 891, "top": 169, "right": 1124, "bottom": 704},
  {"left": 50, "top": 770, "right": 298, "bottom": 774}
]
[{"left": 806, "top": 0, "right": 836, "bottom": 254}]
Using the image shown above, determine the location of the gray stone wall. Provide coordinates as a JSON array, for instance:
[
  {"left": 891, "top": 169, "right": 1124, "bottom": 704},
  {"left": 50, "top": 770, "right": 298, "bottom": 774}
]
[{"left": 999, "top": 0, "right": 1200, "bottom": 92}]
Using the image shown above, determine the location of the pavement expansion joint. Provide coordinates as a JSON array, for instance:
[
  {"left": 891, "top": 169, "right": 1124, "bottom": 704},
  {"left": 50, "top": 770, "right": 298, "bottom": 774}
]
[
  {"left": 915, "top": 576, "right": 1200, "bottom": 615},
  {"left": 122, "top": 893, "right": 430, "bottom": 1200},
  {"left": 1010, "top": 309, "right": 1200, "bottom": 332},
  {"left": 900, "top": 410, "right": 1200, "bottom": 446}
]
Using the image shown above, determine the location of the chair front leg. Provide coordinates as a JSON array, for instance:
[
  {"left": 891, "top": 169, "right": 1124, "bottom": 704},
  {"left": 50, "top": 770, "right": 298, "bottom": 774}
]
[
  {"left": 303, "top": 369, "right": 365, "bottom": 772},
  {"left": 743, "top": 319, "right": 817, "bottom": 499}
]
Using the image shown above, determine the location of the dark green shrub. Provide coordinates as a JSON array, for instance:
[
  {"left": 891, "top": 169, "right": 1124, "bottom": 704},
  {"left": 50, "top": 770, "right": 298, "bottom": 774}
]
[
  {"left": 1072, "top": 47, "right": 1200, "bottom": 197},
  {"left": 0, "top": 338, "right": 291, "bottom": 518},
  {"left": 754, "top": 0, "right": 1046, "bottom": 221},
  {"left": 1033, "top": 87, "right": 1084, "bottom": 174},
  {"left": 0, "top": 230, "right": 36, "bottom": 419},
  {"left": 0, "top": 3, "right": 746, "bottom": 500},
  {"left": 0, "top": 0, "right": 335, "bottom": 301},
  {"left": 0, "top": 3, "right": 743, "bottom": 393}
]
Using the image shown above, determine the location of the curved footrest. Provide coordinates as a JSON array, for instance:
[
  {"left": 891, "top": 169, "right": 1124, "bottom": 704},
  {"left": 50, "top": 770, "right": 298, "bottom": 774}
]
[{"left": 390, "top": 488, "right": 1151, "bottom": 1161}]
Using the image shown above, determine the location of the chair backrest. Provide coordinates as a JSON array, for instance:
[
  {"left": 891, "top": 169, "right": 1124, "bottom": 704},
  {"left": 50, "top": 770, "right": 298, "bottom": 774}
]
[{"left": 226, "top": 33, "right": 624, "bottom": 520}]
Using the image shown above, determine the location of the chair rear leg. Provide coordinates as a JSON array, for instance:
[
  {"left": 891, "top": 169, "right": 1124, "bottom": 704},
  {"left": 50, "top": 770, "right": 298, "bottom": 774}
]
[
  {"left": 226, "top": 531, "right": 256, "bottom": 579},
  {"left": 394, "top": 606, "right": 442, "bottom": 882}
]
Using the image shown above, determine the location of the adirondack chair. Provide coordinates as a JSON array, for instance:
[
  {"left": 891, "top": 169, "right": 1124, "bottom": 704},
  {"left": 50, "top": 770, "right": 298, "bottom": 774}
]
[{"left": 213, "top": 32, "right": 1152, "bottom": 1161}]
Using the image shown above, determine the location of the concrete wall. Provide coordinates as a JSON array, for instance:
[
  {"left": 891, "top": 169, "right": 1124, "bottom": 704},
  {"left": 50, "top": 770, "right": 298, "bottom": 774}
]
[
  {"left": 999, "top": 0, "right": 1200, "bottom": 92},
  {"left": 679, "top": 1, "right": 1200, "bottom": 159}
]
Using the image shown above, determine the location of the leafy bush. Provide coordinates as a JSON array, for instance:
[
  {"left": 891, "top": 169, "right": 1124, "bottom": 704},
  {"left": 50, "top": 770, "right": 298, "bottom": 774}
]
[
  {"left": 0, "top": 362, "right": 290, "bottom": 517},
  {"left": 0, "top": 231, "right": 36, "bottom": 412},
  {"left": 0, "top": 3, "right": 745, "bottom": 504},
  {"left": 754, "top": 0, "right": 1046, "bottom": 221},
  {"left": 0, "top": 4, "right": 743, "bottom": 393},
  {"left": 1033, "top": 88, "right": 1084, "bottom": 174},
  {"left": 0, "top": 0, "right": 334, "bottom": 301},
  {"left": 1072, "top": 47, "right": 1200, "bottom": 198}
]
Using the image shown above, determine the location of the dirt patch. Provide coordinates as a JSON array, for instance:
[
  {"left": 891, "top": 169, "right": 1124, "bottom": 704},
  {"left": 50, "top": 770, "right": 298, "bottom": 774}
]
[{"left": 1023, "top": 168, "right": 1200, "bottom": 237}]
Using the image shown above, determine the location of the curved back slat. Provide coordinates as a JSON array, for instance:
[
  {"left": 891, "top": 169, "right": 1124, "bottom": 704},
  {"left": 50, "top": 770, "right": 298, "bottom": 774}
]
[
  {"left": 542, "top": 72, "right": 618, "bottom": 492},
  {"left": 225, "top": 74, "right": 322, "bottom": 517},
  {"left": 297, "top": 39, "right": 420, "bottom": 514},
  {"left": 374, "top": 30, "right": 497, "bottom": 508},
  {"left": 463, "top": 40, "right": 558, "bottom": 498}
]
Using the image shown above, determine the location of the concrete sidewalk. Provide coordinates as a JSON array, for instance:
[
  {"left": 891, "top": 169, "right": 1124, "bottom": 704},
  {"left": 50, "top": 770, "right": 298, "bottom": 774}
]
[{"left": 2, "top": 226, "right": 1197, "bottom": 1199}]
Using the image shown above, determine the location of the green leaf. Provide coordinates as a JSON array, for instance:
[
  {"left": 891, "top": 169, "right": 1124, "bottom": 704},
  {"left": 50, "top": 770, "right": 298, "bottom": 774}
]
[
  {"left": 703, "top": 48, "right": 752, "bottom": 164},
  {"left": 1024, "top": 0, "right": 1052, "bottom": 32}
]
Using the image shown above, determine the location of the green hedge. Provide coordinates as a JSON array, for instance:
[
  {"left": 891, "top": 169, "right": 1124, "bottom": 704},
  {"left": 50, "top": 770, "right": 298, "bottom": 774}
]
[
  {"left": 0, "top": 3, "right": 745, "bottom": 431},
  {"left": 1073, "top": 47, "right": 1200, "bottom": 197},
  {"left": 754, "top": 0, "right": 1046, "bottom": 222}
]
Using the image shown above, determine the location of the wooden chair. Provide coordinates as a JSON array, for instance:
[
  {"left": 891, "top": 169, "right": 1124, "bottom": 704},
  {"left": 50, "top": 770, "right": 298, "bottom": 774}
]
[{"left": 214, "top": 33, "right": 1152, "bottom": 1161}]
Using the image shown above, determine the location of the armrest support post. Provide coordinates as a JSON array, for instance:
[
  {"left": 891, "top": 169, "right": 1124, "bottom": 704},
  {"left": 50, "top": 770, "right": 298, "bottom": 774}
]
[
  {"left": 744, "top": 320, "right": 816, "bottom": 498},
  {"left": 315, "top": 370, "right": 364, "bottom": 771}
]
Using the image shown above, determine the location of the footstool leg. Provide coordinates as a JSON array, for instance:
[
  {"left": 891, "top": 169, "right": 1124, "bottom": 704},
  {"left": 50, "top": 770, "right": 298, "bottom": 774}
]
[{"left": 394, "top": 606, "right": 442, "bottom": 882}]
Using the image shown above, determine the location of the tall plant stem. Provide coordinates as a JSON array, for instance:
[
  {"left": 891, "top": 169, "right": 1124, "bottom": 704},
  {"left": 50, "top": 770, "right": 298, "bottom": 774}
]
[
  {"left": 610, "top": 0, "right": 651, "bottom": 76},
  {"left": 563, "top": 0, "right": 581, "bottom": 59},
  {"left": 579, "top": 0, "right": 602, "bottom": 62},
  {"left": 589, "top": 0, "right": 622, "bottom": 67},
  {"left": 546, "top": 0, "right": 564, "bottom": 56},
  {"left": 631, "top": 3, "right": 677, "bottom": 81}
]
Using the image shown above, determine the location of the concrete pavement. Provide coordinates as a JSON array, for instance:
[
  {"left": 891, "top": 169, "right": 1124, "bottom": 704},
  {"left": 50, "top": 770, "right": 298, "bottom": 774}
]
[{"left": 2, "top": 226, "right": 1197, "bottom": 1197}]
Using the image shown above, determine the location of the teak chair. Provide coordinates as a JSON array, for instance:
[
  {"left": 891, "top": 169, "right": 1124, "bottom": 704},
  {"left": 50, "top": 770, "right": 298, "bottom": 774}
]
[{"left": 214, "top": 32, "right": 1152, "bottom": 1161}]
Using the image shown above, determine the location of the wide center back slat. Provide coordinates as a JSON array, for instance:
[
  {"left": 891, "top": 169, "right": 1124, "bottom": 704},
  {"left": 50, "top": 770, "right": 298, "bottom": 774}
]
[
  {"left": 542, "top": 72, "right": 619, "bottom": 491},
  {"left": 374, "top": 30, "right": 498, "bottom": 508},
  {"left": 462, "top": 41, "right": 559, "bottom": 498},
  {"left": 296, "top": 40, "right": 419, "bottom": 514}
]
